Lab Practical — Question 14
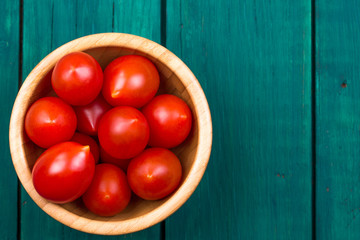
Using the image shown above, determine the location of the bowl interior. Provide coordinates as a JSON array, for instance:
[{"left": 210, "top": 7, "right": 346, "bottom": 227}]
[{"left": 20, "top": 46, "right": 199, "bottom": 223}]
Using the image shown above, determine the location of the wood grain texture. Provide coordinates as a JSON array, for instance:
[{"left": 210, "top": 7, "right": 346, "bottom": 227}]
[
  {"left": 114, "top": 0, "right": 161, "bottom": 43},
  {"left": 0, "top": 1, "right": 19, "bottom": 239},
  {"left": 19, "top": 0, "right": 162, "bottom": 238},
  {"left": 165, "top": 0, "right": 312, "bottom": 239},
  {"left": 316, "top": 1, "right": 360, "bottom": 239}
]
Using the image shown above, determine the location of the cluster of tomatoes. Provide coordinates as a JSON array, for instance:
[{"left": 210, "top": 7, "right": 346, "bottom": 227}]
[{"left": 25, "top": 52, "right": 192, "bottom": 216}]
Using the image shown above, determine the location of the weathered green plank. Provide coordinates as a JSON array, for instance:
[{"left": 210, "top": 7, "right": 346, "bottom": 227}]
[
  {"left": 316, "top": 1, "right": 360, "bottom": 239},
  {"left": 52, "top": 0, "right": 77, "bottom": 49},
  {"left": 165, "top": 1, "right": 312, "bottom": 239},
  {"left": 75, "top": 0, "right": 113, "bottom": 37},
  {"left": 0, "top": 1, "right": 19, "bottom": 239},
  {"left": 114, "top": 0, "right": 161, "bottom": 43},
  {"left": 21, "top": 0, "right": 161, "bottom": 239}
]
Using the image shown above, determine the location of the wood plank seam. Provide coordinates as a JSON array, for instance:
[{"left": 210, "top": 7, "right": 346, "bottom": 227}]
[
  {"left": 17, "top": 0, "right": 24, "bottom": 239},
  {"left": 160, "top": 0, "right": 167, "bottom": 239},
  {"left": 311, "top": 0, "right": 316, "bottom": 239}
]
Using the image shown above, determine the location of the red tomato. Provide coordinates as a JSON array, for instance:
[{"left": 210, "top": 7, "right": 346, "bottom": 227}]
[
  {"left": 25, "top": 97, "right": 77, "bottom": 148},
  {"left": 73, "top": 95, "right": 112, "bottom": 136},
  {"left": 102, "top": 55, "right": 160, "bottom": 108},
  {"left": 52, "top": 52, "right": 103, "bottom": 106},
  {"left": 99, "top": 147, "right": 131, "bottom": 171},
  {"left": 142, "top": 94, "right": 192, "bottom": 148},
  {"left": 32, "top": 142, "right": 95, "bottom": 204},
  {"left": 71, "top": 132, "right": 100, "bottom": 164},
  {"left": 98, "top": 106, "right": 149, "bottom": 159},
  {"left": 82, "top": 164, "right": 131, "bottom": 216},
  {"left": 127, "top": 148, "right": 182, "bottom": 200}
]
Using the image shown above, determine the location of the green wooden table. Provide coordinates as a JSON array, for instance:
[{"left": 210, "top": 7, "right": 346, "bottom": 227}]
[{"left": 1, "top": 0, "right": 359, "bottom": 239}]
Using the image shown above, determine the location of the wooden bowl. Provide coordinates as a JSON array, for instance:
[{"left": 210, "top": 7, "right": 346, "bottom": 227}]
[{"left": 9, "top": 33, "right": 212, "bottom": 235}]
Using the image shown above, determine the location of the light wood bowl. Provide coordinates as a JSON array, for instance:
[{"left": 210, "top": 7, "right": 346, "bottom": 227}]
[{"left": 9, "top": 33, "right": 212, "bottom": 235}]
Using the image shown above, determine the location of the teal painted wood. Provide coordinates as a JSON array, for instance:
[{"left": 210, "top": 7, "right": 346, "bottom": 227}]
[
  {"left": 21, "top": 0, "right": 161, "bottom": 239},
  {"left": 0, "top": 1, "right": 19, "bottom": 240},
  {"left": 165, "top": 1, "right": 312, "bottom": 239},
  {"left": 75, "top": 0, "right": 113, "bottom": 37},
  {"left": 114, "top": 0, "right": 161, "bottom": 43},
  {"left": 316, "top": 1, "right": 360, "bottom": 239}
]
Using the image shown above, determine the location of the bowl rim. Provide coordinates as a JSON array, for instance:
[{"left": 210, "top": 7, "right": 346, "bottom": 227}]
[{"left": 9, "top": 33, "right": 212, "bottom": 235}]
